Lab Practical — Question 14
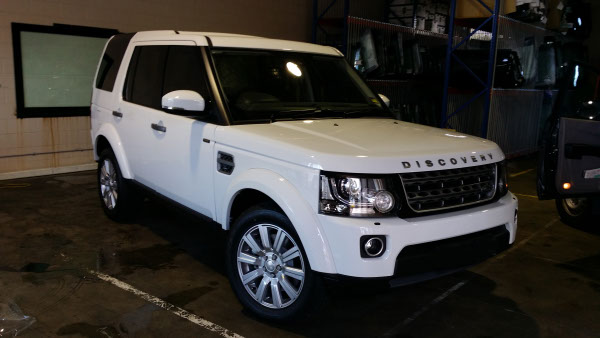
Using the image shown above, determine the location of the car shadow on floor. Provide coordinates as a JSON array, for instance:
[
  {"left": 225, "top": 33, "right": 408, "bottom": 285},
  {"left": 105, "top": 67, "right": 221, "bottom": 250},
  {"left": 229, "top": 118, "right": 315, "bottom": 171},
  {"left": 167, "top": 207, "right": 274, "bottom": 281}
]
[
  {"left": 127, "top": 196, "right": 540, "bottom": 338},
  {"left": 272, "top": 271, "right": 540, "bottom": 337},
  {"left": 132, "top": 197, "right": 229, "bottom": 276}
]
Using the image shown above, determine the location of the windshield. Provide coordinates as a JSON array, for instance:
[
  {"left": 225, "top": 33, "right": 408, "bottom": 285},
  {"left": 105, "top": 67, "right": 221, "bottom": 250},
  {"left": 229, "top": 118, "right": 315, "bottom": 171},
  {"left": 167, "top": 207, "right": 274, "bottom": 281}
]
[{"left": 211, "top": 48, "right": 391, "bottom": 123}]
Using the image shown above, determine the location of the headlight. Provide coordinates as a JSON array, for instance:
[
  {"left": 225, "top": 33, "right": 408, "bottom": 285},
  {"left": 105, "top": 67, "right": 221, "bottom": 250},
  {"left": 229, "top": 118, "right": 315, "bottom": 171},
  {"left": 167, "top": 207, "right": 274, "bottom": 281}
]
[
  {"left": 497, "top": 161, "right": 508, "bottom": 197},
  {"left": 319, "top": 173, "right": 398, "bottom": 217}
]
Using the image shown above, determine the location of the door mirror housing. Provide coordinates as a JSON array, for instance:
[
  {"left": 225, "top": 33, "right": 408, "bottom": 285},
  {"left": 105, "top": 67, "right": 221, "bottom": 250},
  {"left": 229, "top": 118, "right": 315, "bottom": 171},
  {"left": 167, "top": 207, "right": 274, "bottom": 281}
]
[
  {"left": 162, "top": 90, "right": 205, "bottom": 112},
  {"left": 379, "top": 93, "right": 391, "bottom": 107}
]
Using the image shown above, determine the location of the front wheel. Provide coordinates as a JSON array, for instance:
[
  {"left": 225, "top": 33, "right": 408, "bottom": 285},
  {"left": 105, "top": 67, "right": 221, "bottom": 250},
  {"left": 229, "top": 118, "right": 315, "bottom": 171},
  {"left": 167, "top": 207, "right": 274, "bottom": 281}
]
[
  {"left": 226, "top": 207, "right": 321, "bottom": 321},
  {"left": 555, "top": 197, "right": 593, "bottom": 227}
]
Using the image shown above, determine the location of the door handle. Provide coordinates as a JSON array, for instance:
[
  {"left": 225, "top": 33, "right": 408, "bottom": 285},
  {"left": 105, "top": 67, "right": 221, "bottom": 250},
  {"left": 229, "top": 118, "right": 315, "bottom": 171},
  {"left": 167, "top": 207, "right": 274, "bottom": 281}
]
[
  {"left": 151, "top": 123, "right": 166, "bottom": 132},
  {"left": 112, "top": 111, "right": 123, "bottom": 118}
]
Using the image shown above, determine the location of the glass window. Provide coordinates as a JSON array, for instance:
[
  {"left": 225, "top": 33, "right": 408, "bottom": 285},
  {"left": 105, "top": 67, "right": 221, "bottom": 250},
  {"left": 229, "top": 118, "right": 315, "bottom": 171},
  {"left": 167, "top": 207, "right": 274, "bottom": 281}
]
[
  {"left": 124, "top": 46, "right": 168, "bottom": 110},
  {"left": 163, "top": 46, "right": 211, "bottom": 100},
  {"left": 560, "top": 64, "right": 600, "bottom": 121},
  {"left": 124, "top": 45, "right": 214, "bottom": 118},
  {"left": 96, "top": 33, "right": 134, "bottom": 91},
  {"left": 311, "top": 55, "right": 367, "bottom": 103},
  {"left": 12, "top": 23, "right": 118, "bottom": 118},
  {"left": 211, "top": 49, "right": 389, "bottom": 123}
]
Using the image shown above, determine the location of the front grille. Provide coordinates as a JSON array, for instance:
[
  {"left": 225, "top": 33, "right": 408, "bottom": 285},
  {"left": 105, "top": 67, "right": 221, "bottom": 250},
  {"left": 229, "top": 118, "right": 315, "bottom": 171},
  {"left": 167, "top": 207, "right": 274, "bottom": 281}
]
[{"left": 399, "top": 163, "right": 497, "bottom": 213}]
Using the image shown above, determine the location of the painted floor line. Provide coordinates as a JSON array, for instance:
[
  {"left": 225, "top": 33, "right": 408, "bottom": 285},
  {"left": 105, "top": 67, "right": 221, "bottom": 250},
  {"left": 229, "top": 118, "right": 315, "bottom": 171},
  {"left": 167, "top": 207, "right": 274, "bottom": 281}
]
[
  {"left": 509, "top": 168, "right": 534, "bottom": 178},
  {"left": 383, "top": 280, "right": 468, "bottom": 336},
  {"left": 89, "top": 270, "right": 244, "bottom": 338},
  {"left": 386, "top": 218, "right": 559, "bottom": 336}
]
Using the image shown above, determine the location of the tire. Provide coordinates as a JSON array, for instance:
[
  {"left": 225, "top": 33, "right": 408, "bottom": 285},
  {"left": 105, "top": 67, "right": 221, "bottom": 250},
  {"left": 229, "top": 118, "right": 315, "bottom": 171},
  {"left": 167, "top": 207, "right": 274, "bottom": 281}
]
[
  {"left": 226, "top": 206, "right": 322, "bottom": 321},
  {"left": 555, "top": 197, "right": 593, "bottom": 227},
  {"left": 97, "top": 149, "right": 139, "bottom": 221}
]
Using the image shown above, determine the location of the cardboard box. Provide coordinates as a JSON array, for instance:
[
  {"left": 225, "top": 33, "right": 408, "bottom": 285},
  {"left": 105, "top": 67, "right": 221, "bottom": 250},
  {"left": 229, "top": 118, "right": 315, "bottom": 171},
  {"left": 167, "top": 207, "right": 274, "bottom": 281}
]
[{"left": 456, "top": 0, "right": 517, "bottom": 18}]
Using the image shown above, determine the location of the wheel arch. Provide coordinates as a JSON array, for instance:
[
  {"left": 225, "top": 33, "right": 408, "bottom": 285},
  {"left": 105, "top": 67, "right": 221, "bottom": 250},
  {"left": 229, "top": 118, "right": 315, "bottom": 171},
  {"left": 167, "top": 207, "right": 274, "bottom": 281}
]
[
  {"left": 94, "top": 124, "right": 133, "bottom": 179},
  {"left": 229, "top": 189, "right": 283, "bottom": 227},
  {"left": 221, "top": 169, "right": 336, "bottom": 274}
]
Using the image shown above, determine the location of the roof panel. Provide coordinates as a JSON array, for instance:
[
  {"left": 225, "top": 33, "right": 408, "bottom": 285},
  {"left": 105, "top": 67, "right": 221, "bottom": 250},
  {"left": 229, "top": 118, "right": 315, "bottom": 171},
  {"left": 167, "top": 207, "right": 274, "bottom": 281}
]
[{"left": 128, "top": 31, "right": 342, "bottom": 56}]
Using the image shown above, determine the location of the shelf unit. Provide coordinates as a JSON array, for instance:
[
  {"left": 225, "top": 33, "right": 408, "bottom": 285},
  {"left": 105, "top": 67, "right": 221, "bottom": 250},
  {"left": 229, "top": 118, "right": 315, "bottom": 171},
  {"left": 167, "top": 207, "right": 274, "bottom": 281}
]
[
  {"left": 313, "top": 0, "right": 562, "bottom": 158},
  {"left": 441, "top": 0, "right": 500, "bottom": 139}
]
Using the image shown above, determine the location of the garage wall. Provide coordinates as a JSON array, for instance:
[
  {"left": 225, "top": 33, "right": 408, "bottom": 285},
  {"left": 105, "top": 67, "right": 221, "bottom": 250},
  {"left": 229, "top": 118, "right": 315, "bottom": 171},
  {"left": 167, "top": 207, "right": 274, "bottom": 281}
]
[{"left": 0, "top": 0, "right": 312, "bottom": 178}]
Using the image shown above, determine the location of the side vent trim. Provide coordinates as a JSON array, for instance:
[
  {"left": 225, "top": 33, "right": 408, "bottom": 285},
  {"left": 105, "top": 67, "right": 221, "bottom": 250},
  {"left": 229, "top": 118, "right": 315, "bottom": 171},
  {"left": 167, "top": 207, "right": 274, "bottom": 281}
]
[{"left": 217, "top": 151, "right": 234, "bottom": 175}]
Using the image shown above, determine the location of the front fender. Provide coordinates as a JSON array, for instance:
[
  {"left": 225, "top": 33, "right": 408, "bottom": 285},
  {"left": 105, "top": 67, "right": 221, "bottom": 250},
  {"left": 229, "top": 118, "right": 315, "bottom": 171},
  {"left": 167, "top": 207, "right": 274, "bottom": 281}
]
[
  {"left": 220, "top": 169, "right": 337, "bottom": 274},
  {"left": 94, "top": 124, "right": 133, "bottom": 179}
]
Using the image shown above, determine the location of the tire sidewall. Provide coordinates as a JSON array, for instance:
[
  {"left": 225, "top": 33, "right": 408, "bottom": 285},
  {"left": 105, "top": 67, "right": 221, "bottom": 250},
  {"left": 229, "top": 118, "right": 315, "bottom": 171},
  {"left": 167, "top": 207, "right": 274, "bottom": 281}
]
[
  {"left": 226, "top": 207, "right": 318, "bottom": 321},
  {"left": 97, "top": 149, "right": 126, "bottom": 219},
  {"left": 556, "top": 197, "right": 591, "bottom": 227}
]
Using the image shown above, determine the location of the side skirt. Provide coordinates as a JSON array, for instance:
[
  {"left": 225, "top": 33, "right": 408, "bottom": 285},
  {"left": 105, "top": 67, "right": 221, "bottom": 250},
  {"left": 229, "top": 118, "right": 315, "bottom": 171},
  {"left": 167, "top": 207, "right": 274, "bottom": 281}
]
[{"left": 127, "top": 179, "right": 224, "bottom": 231}]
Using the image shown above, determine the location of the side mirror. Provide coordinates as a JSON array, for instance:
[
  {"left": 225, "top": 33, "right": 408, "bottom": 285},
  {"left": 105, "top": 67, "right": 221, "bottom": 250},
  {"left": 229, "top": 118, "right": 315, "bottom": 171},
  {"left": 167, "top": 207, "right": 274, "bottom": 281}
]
[
  {"left": 379, "top": 93, "right": 390, "bottom": 107},
  {"left": 162, "top": 90, "right": 205, "bottom": 112}
]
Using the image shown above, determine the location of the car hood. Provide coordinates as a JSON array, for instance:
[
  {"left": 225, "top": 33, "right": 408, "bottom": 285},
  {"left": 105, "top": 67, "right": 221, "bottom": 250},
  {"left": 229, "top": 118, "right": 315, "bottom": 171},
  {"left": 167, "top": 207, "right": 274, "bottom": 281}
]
[{"left": 215, "top": 118, "right": 504, "bottom": 173}]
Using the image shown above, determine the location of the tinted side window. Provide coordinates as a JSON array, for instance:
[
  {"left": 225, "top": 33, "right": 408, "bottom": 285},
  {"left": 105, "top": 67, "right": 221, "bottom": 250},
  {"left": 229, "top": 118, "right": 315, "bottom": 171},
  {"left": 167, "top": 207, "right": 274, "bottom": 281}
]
[
  {"left": 163, "top": 46, "right": 211, "bottom": 100},
  {"left": 95, "top": 33, "right": 134, "bottom": 91},
  {"left": 560, "top": 65, "right": 600, "bottom": 120},
  {"left": 122, "top": 47, "right": 139, "bottom": 103},
  {"left": 124, "top": 46, "right": 168, "bottom": 110}
]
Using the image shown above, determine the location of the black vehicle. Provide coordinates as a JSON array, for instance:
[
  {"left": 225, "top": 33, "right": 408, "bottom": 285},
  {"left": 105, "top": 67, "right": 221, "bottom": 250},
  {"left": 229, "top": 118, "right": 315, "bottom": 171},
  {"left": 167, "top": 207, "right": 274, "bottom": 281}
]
[{"left": 537, "top": 62, "right": 600, "bottom": 226}]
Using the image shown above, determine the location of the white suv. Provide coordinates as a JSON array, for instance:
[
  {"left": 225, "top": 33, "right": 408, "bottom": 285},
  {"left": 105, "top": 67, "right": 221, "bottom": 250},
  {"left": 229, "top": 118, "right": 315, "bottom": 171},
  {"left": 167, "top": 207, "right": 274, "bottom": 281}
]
[{"left": 91, "top": 31, "right": 518, "bottom": 320}]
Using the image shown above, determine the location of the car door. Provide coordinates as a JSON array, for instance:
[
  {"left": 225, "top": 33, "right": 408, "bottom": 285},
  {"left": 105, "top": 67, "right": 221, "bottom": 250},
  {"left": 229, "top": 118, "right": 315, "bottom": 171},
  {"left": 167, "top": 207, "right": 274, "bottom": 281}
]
[
  {"left": 538, "top": 63, "right": 600, "bottom": 199},
  {"left": 119, "top": 41, "right": 219, "bottom": 219}
]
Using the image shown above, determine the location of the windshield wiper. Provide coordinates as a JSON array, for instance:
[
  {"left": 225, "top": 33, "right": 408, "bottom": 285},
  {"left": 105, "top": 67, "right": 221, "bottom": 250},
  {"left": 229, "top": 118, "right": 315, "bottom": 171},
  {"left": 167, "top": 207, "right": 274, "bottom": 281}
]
[
  {"left": 270, "top": 107, "right": 385, "bottom": 122},
  {"left": 270, "top": 108, "right": 317, "bottom": 122}
]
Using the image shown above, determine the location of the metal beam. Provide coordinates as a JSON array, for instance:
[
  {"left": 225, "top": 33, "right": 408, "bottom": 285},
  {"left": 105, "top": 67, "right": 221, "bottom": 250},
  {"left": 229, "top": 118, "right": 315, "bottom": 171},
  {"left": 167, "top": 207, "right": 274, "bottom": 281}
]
[
  {"left": 440, "top": 0, "right": 500, "bottom": 139},
  {"left": 440, "top": 0, "right": 457, "bottom": 128},
  {"left": 480, "top": 0, "right": 500, "bottom": 138}
]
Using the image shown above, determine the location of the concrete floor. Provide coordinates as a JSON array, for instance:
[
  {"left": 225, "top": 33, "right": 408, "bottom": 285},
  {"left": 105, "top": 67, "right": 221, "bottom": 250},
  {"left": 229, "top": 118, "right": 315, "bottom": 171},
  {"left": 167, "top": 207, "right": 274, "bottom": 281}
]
[{"left": 1, "top": 157, "right": 599, "bottom": 337}]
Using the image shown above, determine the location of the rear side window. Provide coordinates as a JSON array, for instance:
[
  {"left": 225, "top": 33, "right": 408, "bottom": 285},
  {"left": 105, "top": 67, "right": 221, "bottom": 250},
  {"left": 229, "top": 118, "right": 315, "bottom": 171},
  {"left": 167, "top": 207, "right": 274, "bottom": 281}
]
[{"left": 95, "top": 33, "right": 134, "bottom": 92}]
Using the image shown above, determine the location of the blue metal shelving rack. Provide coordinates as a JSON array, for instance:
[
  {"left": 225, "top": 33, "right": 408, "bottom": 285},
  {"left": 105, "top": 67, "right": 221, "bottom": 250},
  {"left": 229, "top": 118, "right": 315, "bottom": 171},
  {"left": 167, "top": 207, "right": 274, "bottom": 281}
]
[
  {"left": 313, "top": 0, "right": 502, "bottom": 139},
  {"left": 312, "top": 0, "right": 350, "bottom": 53},
  {"left": 440, "top": 0, "right": 500, "bottom": 138}
]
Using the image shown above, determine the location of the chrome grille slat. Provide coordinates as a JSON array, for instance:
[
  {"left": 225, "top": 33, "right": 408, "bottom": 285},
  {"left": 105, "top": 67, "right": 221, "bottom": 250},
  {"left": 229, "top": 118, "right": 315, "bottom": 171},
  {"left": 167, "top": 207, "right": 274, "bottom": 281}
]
[
  {"left": 407, "top": 187, "right": 494, "bottom": 201},
  {"left": 404, "top": 180, "right": 494, "bottom": 194},
  {"left": 401, "top": 168, "right": 494, "bottom": 182},
  {"left": 399, "top": 163, "right": 497, "bottom": 213}
]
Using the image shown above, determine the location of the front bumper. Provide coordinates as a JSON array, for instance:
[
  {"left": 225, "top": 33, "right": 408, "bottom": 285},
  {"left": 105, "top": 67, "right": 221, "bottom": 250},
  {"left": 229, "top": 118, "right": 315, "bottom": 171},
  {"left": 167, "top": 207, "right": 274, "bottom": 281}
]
[{"left": 317, "top": 192, "right": 518, "bottom": 278}]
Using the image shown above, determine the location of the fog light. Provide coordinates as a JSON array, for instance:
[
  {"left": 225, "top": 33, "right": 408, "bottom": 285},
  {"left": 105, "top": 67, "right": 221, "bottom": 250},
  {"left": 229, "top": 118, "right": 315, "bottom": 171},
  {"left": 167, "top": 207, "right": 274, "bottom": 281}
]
[
  {"left": 563, "top": 182, "right": 571, "bottom": 190},
  {"left": 362, "top": 236, "right": 385, "bottom": 257}
]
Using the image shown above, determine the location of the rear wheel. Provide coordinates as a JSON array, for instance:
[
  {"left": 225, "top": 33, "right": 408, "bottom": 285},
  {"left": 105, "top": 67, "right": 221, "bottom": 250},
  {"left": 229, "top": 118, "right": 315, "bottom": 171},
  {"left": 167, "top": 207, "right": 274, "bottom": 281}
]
[
  {"left": 555, "top": 197, "right": 593, "bottom": 227},
  {"left": 97, "top": 149, "right": 138, "bottom": 221},
  {"left": 226, "top": 206, "right": 321, "bottom": 321}
]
